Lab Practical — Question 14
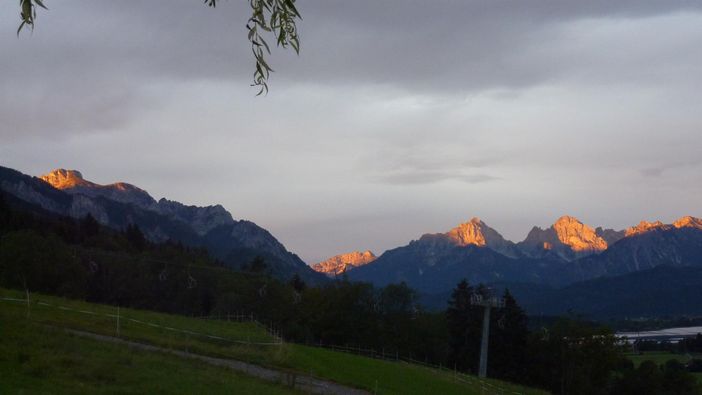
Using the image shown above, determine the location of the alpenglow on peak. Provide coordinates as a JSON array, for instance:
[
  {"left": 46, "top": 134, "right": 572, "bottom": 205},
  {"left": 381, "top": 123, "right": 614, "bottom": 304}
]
[
  {"left": 518, "top": 215, "right": 611, "bottom": 260},
  {"left": 39, "top": 169, "right": 90, "bottom": 189},
  {"left": 551, "top": 215, "right": 608, "bottom": 253},
  {"left": 39, "top": 168, "right": 155, "bottom": 206},
  {"left": 312, "top": 250, "right": 377, "bottom": 277},
  {"left": 447, "top": 217, "right": 495, "bottom": 247},
  {"left": 436, "top": 217, "right": 518, "bottom": 257}
]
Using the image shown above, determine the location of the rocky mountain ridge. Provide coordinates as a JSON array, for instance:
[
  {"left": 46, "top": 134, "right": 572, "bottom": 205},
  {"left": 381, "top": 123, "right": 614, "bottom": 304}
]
[
  {"left": 625, "top": 216, "right": 702, "bottom": 237},
  {"left": 311, "top": 250, "right": 377, "bottom": 277},
  {"left": 348, "top": 215, "right": 702, "bottom": 293},
  {"left": 427, "top": 217, "right": 519, "bottom": 258},
  {"left": 518, "top": 215, "right": 614, "bottom": 261},
  {"left": 40, "top": 169, "right": 234, "bottom": 235},
  {"left": 6, "top": 166, "right": 702, "bottom": 294},
  {"left": 1, "top": 166, "right": 324, "bottom": 283},
  {"left": 40, "top": 169, "right": 155, "bottom": 207}
]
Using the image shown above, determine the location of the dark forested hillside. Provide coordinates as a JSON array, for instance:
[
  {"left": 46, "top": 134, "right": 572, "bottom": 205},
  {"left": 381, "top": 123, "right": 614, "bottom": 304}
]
[
  {"left": 421, "top": 266, "right": 702, "bottom": 320},
  {"left": 0, "top": 190, "right": 448, "bottom": 365},
  {"left": 512, "top": 265, "right": 702, "bottom": 319},
  {"left": 0, "top": 166, "right": 324, "bottom": 283}
]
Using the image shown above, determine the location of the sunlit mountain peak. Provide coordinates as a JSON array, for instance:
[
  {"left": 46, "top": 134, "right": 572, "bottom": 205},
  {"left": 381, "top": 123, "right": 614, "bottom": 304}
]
[
  {"left": 311, "top": 250, "right": 377, "bottom": 277},
  {"left": 673, "top": 216, "right": 702, "bottom": 230},
  {"left": 625, "top": 220, "right": 667, "bottom": 237},
  {"left": 40, "top": 168, "right": 92, "bottom": 189}
]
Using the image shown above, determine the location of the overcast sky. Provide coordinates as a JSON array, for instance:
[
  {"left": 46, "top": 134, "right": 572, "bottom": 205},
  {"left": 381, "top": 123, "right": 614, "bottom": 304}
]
[{"left": 2, "top": 1, "right": 701, "bottom": 263}]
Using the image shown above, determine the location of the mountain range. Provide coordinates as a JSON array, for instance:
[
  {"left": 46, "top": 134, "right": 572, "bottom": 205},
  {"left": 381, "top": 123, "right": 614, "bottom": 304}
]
[
  {"left": 0, "top": 166, "right": 325, "bottom": 283},
  {"left": 418, "top": 264, "right": 702, "bottom": 319},
  {"left": 344, "top": 215, "right": 702, "bottom": 295},
  {"left": 3, "top": 165, "right": 702, "bottom": 319}
]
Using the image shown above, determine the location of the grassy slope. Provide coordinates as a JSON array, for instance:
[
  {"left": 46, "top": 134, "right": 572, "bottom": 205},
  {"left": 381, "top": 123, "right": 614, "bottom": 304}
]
[
  {"left": 0, "top": 288, "right": 547, "bottom": 395},
  {"left": 626, "top": 352, "right": 702, "bottom": 383},
  {"left": 286, "top": 344, "right": 538, "bottom": 395},
  {"left": 0, "top": 310, "right": 297, "bottom": 394}
]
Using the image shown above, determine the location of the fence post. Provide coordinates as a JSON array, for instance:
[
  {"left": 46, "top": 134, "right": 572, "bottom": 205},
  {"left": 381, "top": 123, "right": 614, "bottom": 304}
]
[
  {"left": 25, "top": 288, "right": 30, "bottom": 318},
  {"left": 116, "top": 306, "right": 120, "bottom": 338}
]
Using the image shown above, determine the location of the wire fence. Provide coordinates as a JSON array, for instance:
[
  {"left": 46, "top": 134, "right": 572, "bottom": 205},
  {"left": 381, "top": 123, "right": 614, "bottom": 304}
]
[
  {"left": 2, "top": 295, "right": 527, "bottom": 395},
  {"left": 192, "top": 312, "right": 284, "bottom": 344},
  {"left": 185, "top": 313, "right": 527, "bottom": 394},
  {"left": 295, "top": 341, "right": 527, "bottom": 395},
  {"left": 0, "top": 295, "right": 283, "bottom": 346}
]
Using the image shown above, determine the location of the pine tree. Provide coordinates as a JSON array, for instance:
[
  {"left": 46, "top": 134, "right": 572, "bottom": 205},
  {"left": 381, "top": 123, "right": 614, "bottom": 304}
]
[
  {"left": 289, "top": 273, "right": 306, "bottom": 292},
  {"left": 125, "top": 223, "right": 146, "bottom": 251},
  {"left": 446, "top": 279, "right": 482, "bottom": 372},
  {"left": 80, "top": 213, "right": 100, "bottom": 238},
  {"left": 490, "top": 288, "right": 529, "bottom": 381}
]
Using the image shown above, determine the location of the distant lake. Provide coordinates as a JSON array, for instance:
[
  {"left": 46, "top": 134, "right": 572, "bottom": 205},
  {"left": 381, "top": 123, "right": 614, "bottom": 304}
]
[{"left": 618, "top": 326, "right": 702, "bottom": 342}]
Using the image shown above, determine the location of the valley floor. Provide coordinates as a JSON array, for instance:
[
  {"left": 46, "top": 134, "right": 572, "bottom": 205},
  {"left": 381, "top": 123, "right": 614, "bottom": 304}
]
[{"left": 626, "top": 352, "right": 702, "bottom": 384}]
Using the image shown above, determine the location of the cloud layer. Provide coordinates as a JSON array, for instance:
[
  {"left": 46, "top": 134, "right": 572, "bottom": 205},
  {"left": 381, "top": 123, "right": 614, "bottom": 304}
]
[{"left": 1, "top": 1, "right": 701, "bottom": 263}]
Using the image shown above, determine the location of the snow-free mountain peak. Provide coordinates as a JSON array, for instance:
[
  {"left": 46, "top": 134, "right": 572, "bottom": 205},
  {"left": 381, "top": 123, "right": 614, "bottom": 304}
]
[
  {"left": 446, "top": 217, "right": 489, "bottom": 246},
  {"left": 415, "top": 217, "right": 518, "bottom": 258},
  {"left": 518, "top": 215, "right": 608, "bottom": 260},
  {"left": 40, "top": 168, "right": 90, "bottom": 189},
  {"left": 624, "top": 216, "right": 702, "bottom": 237},
  {"left": 551, "top": 215, "right": 608, "bottom": 253},
  {"left": 446, "top": 217, "right": 513, "bottom": 250},
  {"left": 311, "top": 250, "right": 377, "bottom": 277},
  {"left": 40, "top": 168, "right": 155, "bottom": 206},
  {"left": 673, "top": 216, "right": 702, "bottom": 230}
]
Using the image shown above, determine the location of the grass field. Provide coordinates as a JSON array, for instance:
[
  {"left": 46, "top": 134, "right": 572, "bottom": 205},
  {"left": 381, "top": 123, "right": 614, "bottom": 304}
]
[
  {"left": 625, "top": 351, "right": 702, "bottom": 384},
  {"left": 0, "top": 288, "right": 547, "bottom": 395},
  {"left": 0, "top": 309, "right": 298, "bottom": 394},
  {"left": 626, "top": 351, "right": 693, "bottom": 367}
]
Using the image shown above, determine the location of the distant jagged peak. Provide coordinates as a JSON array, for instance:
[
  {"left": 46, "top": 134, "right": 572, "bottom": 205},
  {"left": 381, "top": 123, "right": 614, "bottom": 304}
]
[
  {"left": 595, "top": 226, "right": 625, "bottom": 245},
  {"left": 40, "top": 168, "right": 147, "bottom": 194},
  {"left": 624, "top": 216, "right": 702, "bottom": 237},
  {"left": 446, "top": 217, "right": 507, "bottom": 247},
  {"left": 625, "top": 220, "right": 667, "bottom": 237},
  {"left": 39, "top": 168, "right": 154, "bottom": 206},
  {"left": 40, "top": 168, "right": 93, "bottom": 189},
  {"left": 157, "top": 197, "right": 230, "bottom": 214},
  {"left": 410, "top": 217, "right": 520, "bottom": 257},
  {"left": 673, "top": 216, "right": 702, "bottom": 230},
  {"left": 551, "top": 215, "right": 608, "bottom": 252},
  {"left": 311, "top": 250, "right": 377, "bottom": 277},
  {"left": 520, "top": 215, "right": 608, "bottom": 259}
]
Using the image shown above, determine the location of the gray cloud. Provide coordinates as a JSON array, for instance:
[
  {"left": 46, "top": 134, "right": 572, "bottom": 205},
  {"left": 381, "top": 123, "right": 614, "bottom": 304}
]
[
  {"left": 280, "top": 0, "right": 702, "bottom": 92},
  {"left": 1, "top": 1, "right": 701, "bottom": 262},
  {"left": 375, "top": 170, "right": 499, "bottom": 185},
  {"left": 640, "top": 158, "right": 702, "bottom": 178}
]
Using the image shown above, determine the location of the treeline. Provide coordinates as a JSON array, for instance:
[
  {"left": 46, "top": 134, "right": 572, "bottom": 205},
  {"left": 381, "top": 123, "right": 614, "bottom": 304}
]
[
  {"left": 0, "top": 192, "right": 700, "bottom": 394},
  {"left": 636, "top": 335, "right": 702, "bottom": 354}
]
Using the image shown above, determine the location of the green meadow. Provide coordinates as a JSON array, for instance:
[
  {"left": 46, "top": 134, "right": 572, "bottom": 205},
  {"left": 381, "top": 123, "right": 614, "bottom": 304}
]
[
  {"left": 626, "top": 351, "right": 702, "bottom": 384},
  {"left": 0, "top": 288, "right": 546, "bottom": 395}
]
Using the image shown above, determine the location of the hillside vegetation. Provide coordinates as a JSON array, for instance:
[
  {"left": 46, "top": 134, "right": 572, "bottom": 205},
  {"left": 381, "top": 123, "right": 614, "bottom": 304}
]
[
  {"left": 0, "top": 299, "right": 297, "bottom": 394},
  {"left": 0, "top": 288, "right": 546, "bottom": 395},
  {"left": 5, "top": 189, "right": 699, "bottom": 394}
]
